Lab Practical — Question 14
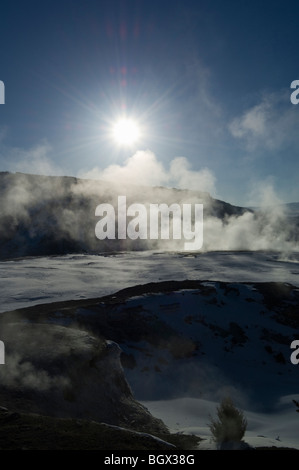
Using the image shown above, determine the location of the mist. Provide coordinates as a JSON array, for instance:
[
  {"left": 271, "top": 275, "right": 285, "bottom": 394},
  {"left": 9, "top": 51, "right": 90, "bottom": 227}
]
[
  {"left": 74, "top": 150, "right": 299, "bottom": 255},
  {"left": 0, "top": 352, "right": 69, "bottom": 391},
  {"left": 0, "top": 149, "right": 298, "bottom": 259},
  {"left": 78, "top": 150, "right": 217, "bottom": 195},
  {"left": 0, "top": 321, "right": 70, "bottom": 392}
]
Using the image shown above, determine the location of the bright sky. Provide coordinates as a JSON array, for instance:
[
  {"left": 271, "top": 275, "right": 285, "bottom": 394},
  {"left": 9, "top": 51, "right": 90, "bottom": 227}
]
[{"left": 0, "top": 0, "right": 298, "bottom": 206}]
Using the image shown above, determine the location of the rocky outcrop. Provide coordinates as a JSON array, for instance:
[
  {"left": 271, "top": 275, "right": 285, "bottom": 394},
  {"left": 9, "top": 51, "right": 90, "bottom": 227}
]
[{"left": 0, "top": 322, "right": 168, "bottom": 434}]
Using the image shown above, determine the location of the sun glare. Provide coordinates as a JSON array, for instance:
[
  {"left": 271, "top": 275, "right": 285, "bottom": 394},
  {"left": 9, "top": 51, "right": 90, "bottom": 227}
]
[{"left": 112, "top": 118, "right": 140, "bottom": 146}]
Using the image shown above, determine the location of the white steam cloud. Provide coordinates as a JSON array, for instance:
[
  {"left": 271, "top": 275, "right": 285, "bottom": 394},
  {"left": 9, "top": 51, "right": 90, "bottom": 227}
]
[
  {"left": 0, "top": 139, "right": 62, "bottom": 176},
  {"left": 229, "top": 90, "right": 299, "bottom": 152},
  {"left": 77, "top": 149, "right": 298, "bottom": 255},
  {"left": 0, "top": 143, "right": 297, "bottom": 257},
  {"left": 79, "top": 150, "right": 217, "bottom": 195},
  {"left": 0, "top": 352, "right": 69, "bottom": 391},
  {"left": 202, "top": 180, "right": 296, "bottom": 253}
]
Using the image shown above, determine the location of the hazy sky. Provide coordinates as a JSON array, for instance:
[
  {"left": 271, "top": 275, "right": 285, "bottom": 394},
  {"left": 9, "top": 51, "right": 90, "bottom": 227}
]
[{"left": 0, "top": 0, "right": 299, "bottom": 206}]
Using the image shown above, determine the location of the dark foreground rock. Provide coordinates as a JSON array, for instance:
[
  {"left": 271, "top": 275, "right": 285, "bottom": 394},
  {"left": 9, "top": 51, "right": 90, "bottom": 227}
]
[
  {"left": 0, "top": 323, "right": 167, "bottom": 436},
  {"left": 0, "top": 406, "right": 185, "bottom": 450}
]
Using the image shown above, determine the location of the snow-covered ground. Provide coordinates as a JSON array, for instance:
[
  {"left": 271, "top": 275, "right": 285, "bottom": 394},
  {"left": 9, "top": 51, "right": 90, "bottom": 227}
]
[
  {"left": 143, "top": 396, "right": 299, "bottom": 450},
  {"left": 0, "top": 250, "right": 298, "bottom": 313},
  {"left": 1, "top": 250, "right": 299, "bottom": 450}
]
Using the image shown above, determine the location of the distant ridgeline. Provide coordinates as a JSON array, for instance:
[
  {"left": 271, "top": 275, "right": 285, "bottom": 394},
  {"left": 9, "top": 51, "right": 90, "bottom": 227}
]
[{"left": 0, "top": 171, "right": 297, "bottom": 259}]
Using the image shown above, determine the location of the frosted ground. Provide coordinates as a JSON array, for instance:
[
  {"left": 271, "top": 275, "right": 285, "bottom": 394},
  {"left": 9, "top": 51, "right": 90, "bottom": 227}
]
[
  {"left": 1, "top": 250, "right": 299, "bottom": 450},
  {"left": 1, "top": 251, "right": 298, "bottom": 313}
]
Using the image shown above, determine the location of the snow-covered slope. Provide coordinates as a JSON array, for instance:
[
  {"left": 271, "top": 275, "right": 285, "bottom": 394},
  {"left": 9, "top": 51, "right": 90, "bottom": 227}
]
[
  {"left": 0, "top": 171, "right": 298, "bottom": 450},
  {"left": 102, "top": 281, "right": 299, "bottom": 405},
  {"left": 1, "top": 251, "right": 298, "bottom": 313},
  {"left": 2, "top": 270, "right": 298, "bottom": 449},
  {"left": 143, "top": 396, "right": 299, "bottom": 450},
  {"left": 0, "top": 251, "right": 299, "bottom": 449}
]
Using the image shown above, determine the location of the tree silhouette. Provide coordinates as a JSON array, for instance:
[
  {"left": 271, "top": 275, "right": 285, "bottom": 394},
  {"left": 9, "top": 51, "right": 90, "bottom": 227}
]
[
  {"left": 293, "top": 399, "right": 299, "bottom": 412},
  {"left": 209, "top": 396, "right": 247, "bottom": 447}
]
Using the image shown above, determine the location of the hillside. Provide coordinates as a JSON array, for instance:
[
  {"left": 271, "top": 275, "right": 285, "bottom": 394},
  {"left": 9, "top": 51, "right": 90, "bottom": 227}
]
[
  {"left": 0, "top": 171, "right": 255, "bottom": 259},
  {"left": 0, "top": 172, "right": 298, "bottom": 451},
  {"left": 1, "top": 171, "right": 298, "bottom": 259},
  {"left": 1, "top": 277, "right": 299, "bottom": 449}
]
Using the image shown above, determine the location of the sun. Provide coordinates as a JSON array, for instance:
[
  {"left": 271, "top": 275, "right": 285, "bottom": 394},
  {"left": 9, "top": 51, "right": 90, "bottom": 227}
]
[{"left": 112, "top": 118, "right": 140, "bottom": 146}]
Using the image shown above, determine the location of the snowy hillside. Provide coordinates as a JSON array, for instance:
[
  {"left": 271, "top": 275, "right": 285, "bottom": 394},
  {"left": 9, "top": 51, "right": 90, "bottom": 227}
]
[
  {"left": 0, "top": 171, "right": 298, "bottom": 259},
  {"left": 0, "top": 167, "right": 298, "bottom": 451},
  {"left": 0, "top": 171, "right": 243, "bottom": 259},
  {"left": 1, "top": 251, "right": 298, "bottom": 450}
]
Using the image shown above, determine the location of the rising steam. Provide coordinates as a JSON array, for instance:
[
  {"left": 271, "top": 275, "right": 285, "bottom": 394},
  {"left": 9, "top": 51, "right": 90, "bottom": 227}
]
[{"left": 0, "top": 148, "right": 297, "bottom": 258}]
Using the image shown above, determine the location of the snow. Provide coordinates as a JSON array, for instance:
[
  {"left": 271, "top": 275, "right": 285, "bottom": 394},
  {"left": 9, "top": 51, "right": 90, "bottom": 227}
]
[
  {"left": 142, "top": 396, "right": 299, "bottom": 450},
  {"left": 103, "top": 281, "right": 299, "bottom": 449},
  {"left": 99, "top": 422, "right": 176, "bottom": 448},
  {"left": 1, "top": 250, "right": 299, "bottom": 450},
  {"left": 0, "top": 251, "right": 298, "bottom": 313}
]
